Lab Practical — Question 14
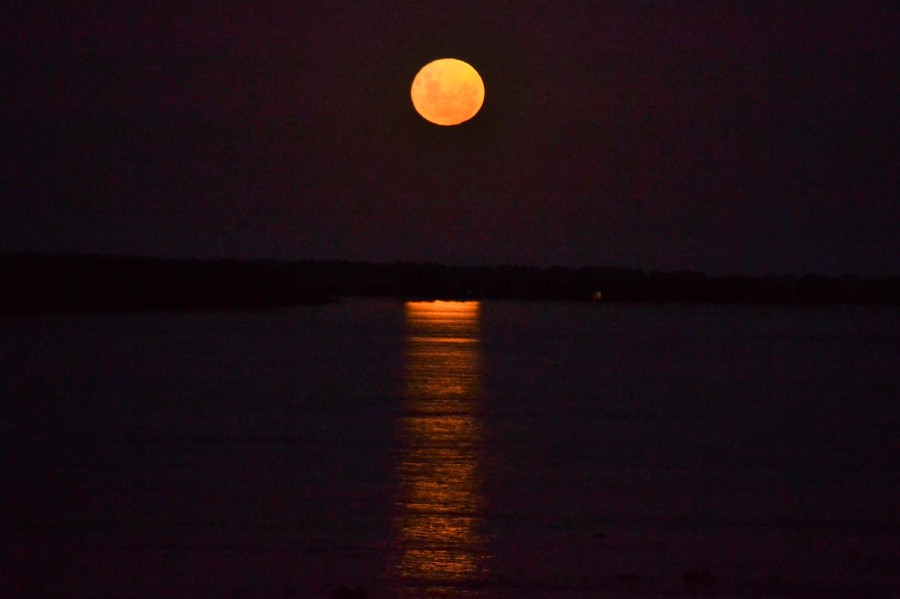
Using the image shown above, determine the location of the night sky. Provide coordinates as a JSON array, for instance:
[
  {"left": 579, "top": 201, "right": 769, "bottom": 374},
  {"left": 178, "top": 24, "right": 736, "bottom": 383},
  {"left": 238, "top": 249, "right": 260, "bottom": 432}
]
[{"left": 3, "top": 2, "right": 898, "bottom": 275}]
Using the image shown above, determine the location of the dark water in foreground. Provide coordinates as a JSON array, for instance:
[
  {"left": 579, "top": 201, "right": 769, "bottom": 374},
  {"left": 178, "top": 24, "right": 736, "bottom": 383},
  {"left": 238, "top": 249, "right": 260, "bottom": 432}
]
[{"left": 2, "top": 300, "right": 898, "bottom": 597}]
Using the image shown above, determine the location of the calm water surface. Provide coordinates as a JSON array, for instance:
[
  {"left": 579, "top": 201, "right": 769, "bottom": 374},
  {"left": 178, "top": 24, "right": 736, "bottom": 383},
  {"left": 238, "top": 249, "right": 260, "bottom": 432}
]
[{"left": 2, "top": 299, "right": 898, "bottom": 597}]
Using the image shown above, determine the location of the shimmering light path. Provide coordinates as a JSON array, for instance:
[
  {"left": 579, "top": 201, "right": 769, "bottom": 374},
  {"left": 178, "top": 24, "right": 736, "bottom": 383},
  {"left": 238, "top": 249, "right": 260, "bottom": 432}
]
[{"left": 393, "top": 301, "right": 491, "bottom": 595}]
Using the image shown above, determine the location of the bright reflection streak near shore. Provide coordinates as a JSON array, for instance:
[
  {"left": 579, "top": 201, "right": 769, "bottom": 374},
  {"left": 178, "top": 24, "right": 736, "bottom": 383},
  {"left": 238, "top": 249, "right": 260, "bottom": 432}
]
[{"left": 394, "top": 301, "right": 490, "bottom": 594}]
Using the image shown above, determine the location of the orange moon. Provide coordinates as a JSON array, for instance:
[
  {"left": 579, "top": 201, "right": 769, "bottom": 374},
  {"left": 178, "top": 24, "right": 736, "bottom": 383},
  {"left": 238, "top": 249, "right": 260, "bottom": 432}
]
[{"left": 410, "top": 58, "right": 485, "bottom": 126}]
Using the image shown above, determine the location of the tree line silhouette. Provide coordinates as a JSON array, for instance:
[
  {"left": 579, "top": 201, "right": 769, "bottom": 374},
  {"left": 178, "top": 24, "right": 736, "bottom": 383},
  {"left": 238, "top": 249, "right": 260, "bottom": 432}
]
[{"left": 2, "top": 253, "right": 897, "bottom": 313}]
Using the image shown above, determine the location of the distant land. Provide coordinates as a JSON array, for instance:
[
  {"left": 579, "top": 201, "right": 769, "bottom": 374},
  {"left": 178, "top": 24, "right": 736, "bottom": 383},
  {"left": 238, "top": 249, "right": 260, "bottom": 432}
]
[{"left": 2, "top": 253, "right": 898, "bottom": 313}]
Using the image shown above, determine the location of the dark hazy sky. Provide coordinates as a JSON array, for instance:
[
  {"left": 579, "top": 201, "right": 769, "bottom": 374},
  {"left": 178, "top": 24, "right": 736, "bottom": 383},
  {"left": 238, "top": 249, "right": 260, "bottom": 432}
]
[{"left": 2, "top": 1, "right": 898, "bottom": 275}]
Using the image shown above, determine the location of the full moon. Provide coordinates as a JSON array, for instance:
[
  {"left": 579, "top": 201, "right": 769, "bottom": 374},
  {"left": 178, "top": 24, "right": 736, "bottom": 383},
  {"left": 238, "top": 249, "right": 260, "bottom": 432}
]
[{"left": 410, "top": 58, "right": 485, "bottom": 126}]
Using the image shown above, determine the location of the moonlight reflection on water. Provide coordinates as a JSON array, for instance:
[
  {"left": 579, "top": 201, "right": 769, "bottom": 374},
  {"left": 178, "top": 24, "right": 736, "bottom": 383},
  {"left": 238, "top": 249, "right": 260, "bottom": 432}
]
[{"left": 393, "top": 301, "right": 491, "bottom": 594}]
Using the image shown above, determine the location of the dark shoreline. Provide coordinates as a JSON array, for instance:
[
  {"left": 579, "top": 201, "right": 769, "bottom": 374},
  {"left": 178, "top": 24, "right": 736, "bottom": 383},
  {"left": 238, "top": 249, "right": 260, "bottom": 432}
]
[{"left": 2, "top": 252, "right": 898, "bottom": 313}]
